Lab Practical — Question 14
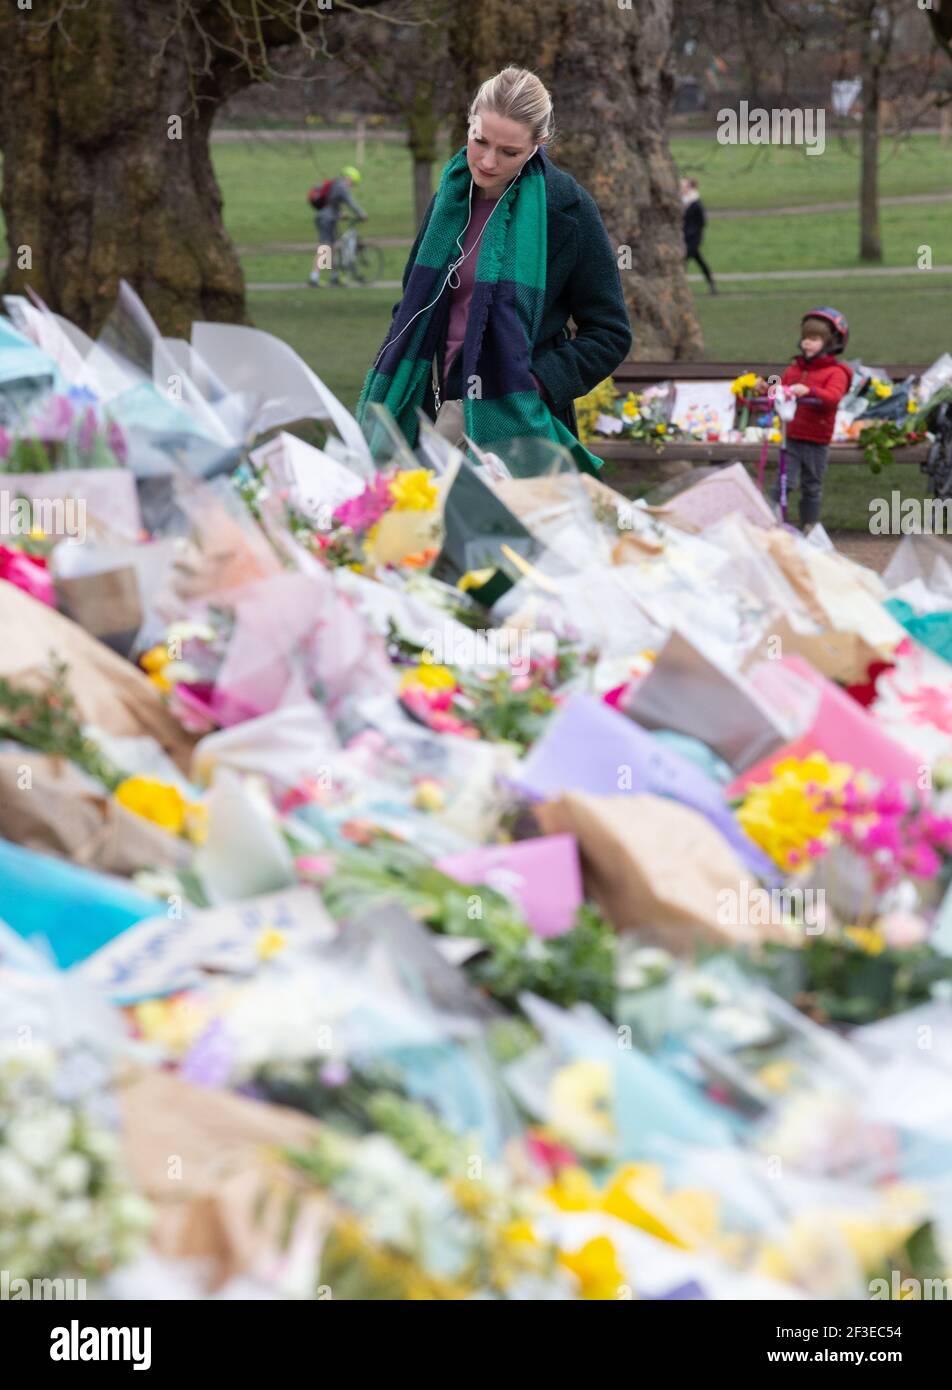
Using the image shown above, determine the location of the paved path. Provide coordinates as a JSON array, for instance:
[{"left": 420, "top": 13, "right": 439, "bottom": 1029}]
[
  {"left": 711, "top": 191, "right": 952, "bottom": 218},
  {"left": 247, "top": 265, "right": 952, "bottom": 292}
]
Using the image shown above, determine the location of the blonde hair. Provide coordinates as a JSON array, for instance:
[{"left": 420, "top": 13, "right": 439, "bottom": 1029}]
[{"left": 468, "top": 66, "right": 554, "bottom": 148}]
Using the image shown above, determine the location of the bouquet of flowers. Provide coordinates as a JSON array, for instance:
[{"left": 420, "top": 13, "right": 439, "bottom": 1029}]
[
  {"left": 0, "top": 393, "right": 128, "bottom": 473},
  {"left": 0, "top": 1042, "right": 152, "bottom": 1285},
  {"left": 574, "top": 378, "right": 679, "bottom": 449}
]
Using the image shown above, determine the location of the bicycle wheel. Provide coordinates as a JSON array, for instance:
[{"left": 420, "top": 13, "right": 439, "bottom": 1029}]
[{"left": 352, "top": 242, "right": 385, "bottom": 285}]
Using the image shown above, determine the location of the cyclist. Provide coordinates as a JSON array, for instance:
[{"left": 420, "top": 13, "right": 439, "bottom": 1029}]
[{"left": 309, "top": 166, "right": 368, "bottom": 288}]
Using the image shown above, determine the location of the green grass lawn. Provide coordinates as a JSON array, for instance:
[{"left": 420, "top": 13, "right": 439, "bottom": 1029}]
[
  {"left": 689, "top": 274, "right": 952, "bottom": 362},
  {"left": 702, "top": 203, "right": 952, "bottom": 274},
  {"left": 669, "top": 132, "right": 952, "bottom": 210}
]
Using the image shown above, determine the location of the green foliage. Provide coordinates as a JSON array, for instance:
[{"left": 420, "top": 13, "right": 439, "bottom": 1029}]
[
  {"left": 0, "top": 657, "right": 126, "bottom": 791},
  {"left": 318, "top": 837, "right": 617, "bottom": 1018},
  {"left": 748, "top": 934, "right": 952, "bottom": 1026}
]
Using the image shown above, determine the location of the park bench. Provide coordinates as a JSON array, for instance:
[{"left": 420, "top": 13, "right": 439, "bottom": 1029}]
[{"left": 590, "top": 361, "right": 930, "bottom": 472}]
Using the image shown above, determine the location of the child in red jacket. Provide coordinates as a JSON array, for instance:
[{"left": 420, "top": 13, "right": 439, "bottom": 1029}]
[{"left": 758, "top": 307, "right": 852, "bottom": 529}]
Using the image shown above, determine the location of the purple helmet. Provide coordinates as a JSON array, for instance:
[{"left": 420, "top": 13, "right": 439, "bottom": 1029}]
[{"left": 801, "top": 306, "right": 849, "bottom": 355}]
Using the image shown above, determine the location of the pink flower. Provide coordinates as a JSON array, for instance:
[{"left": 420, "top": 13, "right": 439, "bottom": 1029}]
[
  {"left": 510, "top": 674, "right": 532, "bottom": 693},
  {"left": 873, "top": 783, "right": 907, "bottom": 817},
  {"left": 295, "top": 853, "right": 335, "bottom": 879},
  {"left": 0, "top": 546, "right": 56, "bottom": 606},
  {"left": 861, "top": 817, "right": 903, "bottom": 856},
  {"left": 900, "top": 841, "right": 942, "bottom": 880},
  {"left": 0, "top": 427, "right": 11, "bottom": 460},
  {"left": 525, "top": 1129, "right": 577, "bottom": 1175},
  {"left": 332, "top": 472, "right": 392, "bottom": 532},
  {"left": 880, "top": 912, "right": 929, "bottom": 949}
]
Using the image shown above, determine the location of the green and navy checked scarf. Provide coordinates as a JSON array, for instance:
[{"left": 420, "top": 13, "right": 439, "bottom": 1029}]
[{"left": 356, "top": 147, "right": 602, "bottom": 475}]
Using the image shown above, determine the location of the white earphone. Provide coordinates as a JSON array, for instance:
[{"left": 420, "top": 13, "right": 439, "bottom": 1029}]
[{"left": 372, "top": 145, "right": 540, "bottom": 368}]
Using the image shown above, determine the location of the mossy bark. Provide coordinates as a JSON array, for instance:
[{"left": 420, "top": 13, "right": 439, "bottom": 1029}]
[{"left": 0, "top": 0, "right": 382, "bottom": 336}]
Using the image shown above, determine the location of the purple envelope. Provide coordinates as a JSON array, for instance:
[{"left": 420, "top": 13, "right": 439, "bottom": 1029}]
[
  {"left": 437, "top": 834, "right": 583, "bottom": 938},
  {"left": 514, "top": 695, "right": 777, "bottom": 881}
]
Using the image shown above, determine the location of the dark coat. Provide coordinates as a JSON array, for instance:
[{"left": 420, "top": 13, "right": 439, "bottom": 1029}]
[
  {"left": 392, "top": 148, "right": 633, "bottom": 439},
  {"left": 682, "top": 197, "right": 706, "bottom": 254}
]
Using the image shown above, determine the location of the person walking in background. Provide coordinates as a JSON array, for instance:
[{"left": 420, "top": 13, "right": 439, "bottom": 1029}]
[
  {"left": 681, "top": 177, "right": 717, "bottom": 295},
  {"left": 309, "top": 166, "right": 367, "bottom": 288}
]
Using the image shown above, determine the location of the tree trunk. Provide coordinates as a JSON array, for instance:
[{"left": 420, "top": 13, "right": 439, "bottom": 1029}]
[
  {"left": 446, "top": 0, "right": 704, "bottom": 359},
  {"left": 859, "top": 28, "right": 883, "bottom": 263},
  {"left": 0, "top": 0, "right": 382, "bottom": 337},
  {"left": 407, "top": 78, "right": 439, "bottom": 225}
]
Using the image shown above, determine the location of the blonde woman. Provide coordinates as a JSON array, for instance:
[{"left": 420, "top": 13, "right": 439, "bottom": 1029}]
[{"left": 357, "top": 67, "right": 632, "bottom": 473}]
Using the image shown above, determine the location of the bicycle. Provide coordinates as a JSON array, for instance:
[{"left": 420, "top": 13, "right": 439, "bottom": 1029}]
[{"left": 336, "top": 215, "right": 385, "bottom": 286}]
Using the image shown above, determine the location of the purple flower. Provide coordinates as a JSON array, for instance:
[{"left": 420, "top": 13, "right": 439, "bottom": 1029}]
[
  {"left": 106, "top": 418, "right": 128, "bottom": 465},
  {"left": 77, "top": 405, "right": 98, "bottom": 453},
  {"left": 180, "top": 1018, "right": 234, "bottom": 1088},
  {"left": 33, "top": 393, "right": 74, "bottom": 443},
  {"left": 0, "top": 426, "right": 10, "bottom": 460}
]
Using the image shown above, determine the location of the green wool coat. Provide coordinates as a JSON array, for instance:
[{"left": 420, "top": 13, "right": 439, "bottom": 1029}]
[{"left": 393, "top": 149, "right": 633, "bottom": 439}]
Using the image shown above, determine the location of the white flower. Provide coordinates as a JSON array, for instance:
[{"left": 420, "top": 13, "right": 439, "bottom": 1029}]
[
  {"left": 82, "top": 1128, "right": 121, "bottom": 1166},
  {"left": 617, "top": 964, "right": 648, "bottom": 991},
  {"left": 708, "top": 1005, "right": 771, "bottom": 1046},
  {"left": 0, "top": 1150, "right": 41, "bottom": 1207},
  {"left": 6, "top": 1108, "right": 73, "bottom": 1168},
  {"left": 57, "top": 1197, "right": 94, "bottom": 1233},
  {"left": 677, "top": 973, "right": 732, "bottom": 1008},
  {"left": 0, "top": 1042, "right": 57, "bottom": 1083},
  {"left": 112, "top": 1193, "right": 153, "bottom": 1233},
  {"left": 52, "top": 1153, "right": 91, "bottom": 1196}
]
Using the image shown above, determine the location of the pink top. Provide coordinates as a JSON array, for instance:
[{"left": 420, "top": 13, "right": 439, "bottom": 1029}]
[{"left": 442, "top": 194, "right": 498, "bottom": 382}]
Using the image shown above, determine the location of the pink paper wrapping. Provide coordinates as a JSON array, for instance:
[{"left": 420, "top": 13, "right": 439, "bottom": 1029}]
[
  {"left": 211, "top": 571, "right": 396, "bottom": 727},
  {"left": 729, "top": 654, "right": 923, "bottom": 795},
  {"left": 436, "top": 833, "right": 584, "bottom": 938}
]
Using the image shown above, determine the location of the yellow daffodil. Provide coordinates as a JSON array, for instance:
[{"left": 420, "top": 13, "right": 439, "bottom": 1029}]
[
  {"left": 907, "top": 398, "right": 918, "bottom": 414},
  {"left": 389, "top": 468, "right": 439, "bottom": 512},
  {"left": 544, "top": 1165, "right": 602, "bottom": 1212},
  {"left": 115, "top": 776, "right": 206, "bottom": 841},
  {"left": 133, "top": 996, "right": 208, "bottom": 1053},
  {"left": 256, "top": 927, "right": 287, "bottom": 961},
  {"left": 139, "top": 644, "right": 171, "bottom": 674},
  {"left": 559, "top": 1236, "right": 627, "bottom": 1300},
  {"left": 398, "top": 663, "right": 456, "bottom": 693},
  {"left": 756, "top": 1059, "right": 800, "bottom": 1094},
  {"left": 843, "top": 925, "right": 886, "bottom": 956},
  {"left": 547, "top": 1061, "right": 616, "bottom": 1158},
  {"left": 736, "top": 753, "right": 854, "bottom": 870},
  {"left": 731, "top": 372, "right": 759, "bottom": 396},
  {"left": 601, "top": 1164, "right": 718, "bottom": 1250},
  {"left": 413, "top": 779, "right": 445, "bottom": 811},
  {"left": 621, "top": 396, "right": 639, "bottom": 420},
  {"left": 457, "top": 567, "right": 495, "bottom": 592}
]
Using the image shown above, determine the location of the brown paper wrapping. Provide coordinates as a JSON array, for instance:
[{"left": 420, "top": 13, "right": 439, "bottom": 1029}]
[
  {"left": 536, "top": 791, "right": 772, "bottom": 954},
  {"left": 118, "top": 1069, "right": 327, "bottom": 1289},
  {"left": 0, "top": 580, "right": 196, "bottom": 772},
  {"left": 0, "top": 751, "right": 191, "bottom": 875}
]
